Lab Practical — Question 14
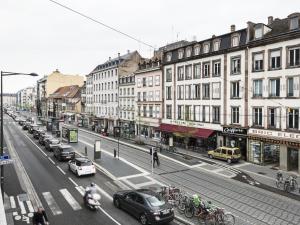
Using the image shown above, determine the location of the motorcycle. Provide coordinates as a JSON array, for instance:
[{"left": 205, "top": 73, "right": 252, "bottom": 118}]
[{"left": 83, "top": 191, "right": 101, "bottom": 210}]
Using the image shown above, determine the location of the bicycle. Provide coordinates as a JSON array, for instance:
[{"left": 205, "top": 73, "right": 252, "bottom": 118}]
[
  {"left": 275, "top": 171, "right": 284, "bottom": 189},
  {"left": 158, "top": 185, "right": 183, "bottom": 207},
  {"left": 214, "top": 207, "right": 235, "bottom": 225},
  {"left": 284, "top": 175, "right": 298, "bottom": 193}
]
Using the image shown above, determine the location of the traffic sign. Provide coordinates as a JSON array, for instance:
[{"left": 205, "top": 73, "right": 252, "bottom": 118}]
[
  {"left": 0, "top": 159, "right": 14, "bottom": 165},
  {"left": 0, "top": 155, "right": 9, "bottom": 160}
]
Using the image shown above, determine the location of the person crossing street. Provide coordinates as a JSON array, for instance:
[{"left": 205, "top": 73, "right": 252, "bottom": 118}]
[{"left": 153, "top": 149, "right": 160, "bottom": 167}]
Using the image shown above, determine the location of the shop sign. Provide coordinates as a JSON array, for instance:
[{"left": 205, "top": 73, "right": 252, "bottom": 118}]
[
  {"left": 249, "top": 136, "right": 300, "bottom": 148},
  {"left": 249, "top": 129, "right": 300, "bottom": 140},
  {"left": 223, "top": 127, "right": 247, "bottom": 135},
  {"left": 169, "top": 120, "right": 204, "bottom": 128}
]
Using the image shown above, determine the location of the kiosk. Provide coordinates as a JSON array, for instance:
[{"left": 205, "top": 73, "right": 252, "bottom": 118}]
[{"left": 62, "top": 125, "right": 78, "bottom": 143}]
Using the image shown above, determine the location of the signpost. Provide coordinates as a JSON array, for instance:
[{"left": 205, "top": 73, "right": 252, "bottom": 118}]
[{"left": 94, "top": 140, "right": 101, "bottom": 160}]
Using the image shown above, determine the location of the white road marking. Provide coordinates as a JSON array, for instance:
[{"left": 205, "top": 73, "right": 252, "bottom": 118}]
[
  {"left": 135, "top": 180, "right": 157, "bottom": 188},
  {"left": 48, "top": 157, "right": 55, "bottom": 165},
  {"left": 97, "top": 206, "right": 122, "bottom": 225},
  {"left": 21, "top": 133, "right": 47, "bottom": 156},
  {"left": 117, "top": 172, "right": 149, "bottom": 181},
  {"left": 16, "top": 196, "right": 26, "bottom": 214},
  {"left": 105, "top": 181, "right": 119, "bottom": 193},
  {"left": 113, "top": 180, "right": 131, "bottom": 190},
  {"left": 10, "top": 196, "right": 16, "bottom": 209},
  {"left": 68, "top": 177, "right": 79, "bottom": 187},
  {"left": 59, "top": 189, "right": 82, "bottom": 211},
  {"left": 26, "top": 201, "right": 34, "bottom": 213},
  {"left": 95, "top": 184, "right": 113, "bottom": 201},
  {"left": 75, "top": 186, "right": 85, "bottom": 196},
  {"left": 42, "top": 192, "right": 62, "bottom": 215},
  {"left": 56, "top": 166, "right": 66, "bottom": 175}
]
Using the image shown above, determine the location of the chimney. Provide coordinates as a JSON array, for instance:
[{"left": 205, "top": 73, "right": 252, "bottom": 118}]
[
  {"left": 127, "top": 50, "right": 130, "bottom": 54},
  {"left": 118, "top": 53, "right": 120, "bottom": 57},
  {"left": 268, "top": 16, "right": 273, "bottom": 25},
  {"left": 230, "top": 24, "right": 236, "bottom": 32},
  {"left": 109, "top": 57, "right": 111, "bottom": 61}
]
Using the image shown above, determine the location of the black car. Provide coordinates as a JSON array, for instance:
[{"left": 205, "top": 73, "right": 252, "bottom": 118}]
[
  {"left": 33, "top": 129, "right": 46, "bottom": 139},
  {"left": 53, "top": 145, "right": 75, "bottom": 161},
  {"left": 45, "top": 138, "right": 60, "bottom": 151},
  {"left": 22, "top": 122, "right": 31, "bottom": 130},
  {"left": 28, "top": 124, "right": 39, "bottom": 134},
  {"left": 19, "top": 119, "right": 27, "bottom": 126},
  {"left": 39, "top": 134, "right": 52, "bottom": 145},
  {"left": 113, "top": 189, "right": 174, "bottom": 225}
]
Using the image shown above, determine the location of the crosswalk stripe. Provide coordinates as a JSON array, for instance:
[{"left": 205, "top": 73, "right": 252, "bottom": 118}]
[
  {"left": 75, "top": 186, "right": 85, "bottom": 196},
  {"left": 26, "top": 200, "right": 34, "bottom": 213},
  {"left": 17, "top": 196, "right": 26, "bottom": 214},
  {"left": 10, "top": 196, "right": 16, "bottom": 209},
  {"left": 42, "top": 192, "right": 62, "bottom": 215},
  {"left": 59, "top": 189, "right": 82, "bottom": 211}
]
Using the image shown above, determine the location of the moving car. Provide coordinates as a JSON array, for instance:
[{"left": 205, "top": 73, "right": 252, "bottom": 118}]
[
  {"left": 53, "top": 145, "right": 75, "bottom": 161},
  {"left": 45, "top": 138, "right": 60, "bottom": 151},
  {"left": 113, "top": 189, "right": 174, "bottom": 225},
  {"left": 68, "top": 158, "right": 96, "bottom": 177},
  {"left": 208, "top": 146, "right": 241, "bottom": 163}
]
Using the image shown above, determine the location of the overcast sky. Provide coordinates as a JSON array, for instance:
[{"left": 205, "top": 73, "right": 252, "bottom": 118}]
[{"left": 0, "top": 0, "right": 298, "bottom": 93}]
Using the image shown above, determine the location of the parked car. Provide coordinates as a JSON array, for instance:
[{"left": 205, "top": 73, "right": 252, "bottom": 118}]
[
  {"left": 19, "top": 119, "right": 27, "bottom": 126},
  {"left": 33, "top": 129, "right": 46, "bottom": 139},
  {"left": 45, "top": 138, "right": 60, "bottom": 151},
  {"left": 113, "top": 189, "right": 174, "bottom": 225},
  {"left": 208, "top": 146, "right": 241, "bottom": 164},
  {"left": 28, "top": 124, "right": 39, "bottom": 134},
  {"left": 39, "top": 134, "right": 52, "bottom": 146},
  {"left": 68, "top": 158, "right": 96, "bottom": 177},
  {"left": 22, "top": 122, "right": 31, "bottom": 130},
  {"left": 54, "top": 145, "right": 75, "bottom": 161}
]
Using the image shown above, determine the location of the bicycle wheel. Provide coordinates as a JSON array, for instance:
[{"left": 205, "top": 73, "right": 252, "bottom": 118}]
[
  {"left": 223, "top": 213, "right": 235, "bottom": 225},
  {"left": 204, "top": 214, "right": 216, "bottom": 225},
  {"left": 177, "top": 198, "right": 186, "bottom": 213},
  {"left": 184, "top": 205, "right": 195, "bottom": 218}
]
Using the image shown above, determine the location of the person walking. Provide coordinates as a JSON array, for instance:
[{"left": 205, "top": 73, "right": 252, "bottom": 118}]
[
  {"left": 32, "top": 207, "right": 49, "bottom": 225},
  {"left": 153, "top": 149, "right": 160, "bottom": 167}
]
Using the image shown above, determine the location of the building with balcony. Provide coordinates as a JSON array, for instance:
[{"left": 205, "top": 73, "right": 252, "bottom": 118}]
[{"left": 3, "top": 93, "right": 16, "bottom": 108}]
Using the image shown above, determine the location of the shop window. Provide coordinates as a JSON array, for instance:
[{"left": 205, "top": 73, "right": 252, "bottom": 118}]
[
  {"left": 249, "top": 141, "right": 262, "bottom": 164},
  {"left": 263, "top": 144, "right": 279, "bottom": 164}
]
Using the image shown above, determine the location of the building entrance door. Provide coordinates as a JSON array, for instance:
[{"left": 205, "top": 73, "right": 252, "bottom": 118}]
[{"left": 288, "top": 148, "right": 299, "bottom": 171}]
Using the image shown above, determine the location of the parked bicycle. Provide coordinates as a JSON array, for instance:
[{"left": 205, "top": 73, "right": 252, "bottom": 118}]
[
  {"left": 158, "top": 185, "right": 183, "bottom": 206},
  {"left": 275, "top": 171, "right": 284, "bottom": 188},
  {"left": 284, "top": 175, "right": 298, "bottom": 193}
]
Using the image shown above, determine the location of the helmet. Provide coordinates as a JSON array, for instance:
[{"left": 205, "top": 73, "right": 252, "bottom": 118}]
[{"left": 91, "top": 182, "right": 95, "bottom": 187}]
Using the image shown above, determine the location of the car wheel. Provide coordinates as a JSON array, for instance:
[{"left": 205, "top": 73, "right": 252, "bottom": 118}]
[
  {"left": 140, "top": 213, "right": 148, "bottom": 225},
  {"left": 114, "top": 198, "right": 121, "bottom": 208},
  {"left": 209, "top": 154, "right": 213, "bottom": 159},
  {"left": 227, "top": 158, "right": 232, "bottom": 164}
]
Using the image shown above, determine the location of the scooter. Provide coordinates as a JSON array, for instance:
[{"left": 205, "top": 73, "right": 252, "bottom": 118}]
[{"left": 83, "top": 191, "right": 101, "bottom": 210}]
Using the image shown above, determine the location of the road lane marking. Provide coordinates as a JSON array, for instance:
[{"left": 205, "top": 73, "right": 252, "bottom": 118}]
[
  {"left": 10, "top": 196, "right": 16, "bottom": 209},
  {"left": 59, "top": 189, "right": 82, "bottom": 211},
  {"left": 26, "top": 200, "right": 34, "bottom": 213},
  {"left": 117, "top": 172, "right": 150, "bottom": 181},
  {"left": 16, "top": 196, "right": 26, "bottom": 214},
  {"left": 95, "top": 184, "right": 113, "bottom": 201},
  {"left": 42, "top": 192, "right": 62, "bottom": 215},
  {"left": 75, "top": 186, "right": 85, "bottom": 196},
  {"left": 48, "top": 157, "right": 55, "bottom": 165},
  {"left": 21, "top": 132, "right": 47, "bottom": 157},
  {"left": 68, "top": 177, "right": 79, "bottom": 187},
  {"left": 135, "top": 180, "right": 157, "bottom": 188},
  {"left": 104, "top": 182, "right": 119, "bottom": 193},
  {"left": 97, "top": 206, "right": 122, "bottom": 225},
  {"left": 56, "top": 166, "right": 66, "bottom": 175}
]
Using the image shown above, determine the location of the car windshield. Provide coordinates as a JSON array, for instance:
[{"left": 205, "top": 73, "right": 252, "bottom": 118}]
[
  {"left": 146, "top": 196, "right": 165, "bottom": 207},
  {"left": 80, "top": 161, "right": 93, "bottom": 166},
  {"left": 51, "top": 140, "right": 60, "bottom": 144},
  {"left": 233, "top": 150, "right": 240, "bottom": 155},
  {"left": 62, "top": 147, "right": 72, "bottom": 152}
]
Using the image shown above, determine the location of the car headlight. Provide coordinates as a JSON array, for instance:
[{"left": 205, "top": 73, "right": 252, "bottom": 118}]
[{"left": 152, "top": 210, "right": 160, "bottom": 216}]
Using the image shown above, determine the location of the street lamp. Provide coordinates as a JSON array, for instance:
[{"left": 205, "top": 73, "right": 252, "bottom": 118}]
[{"left": 1, "top": 71, "right": 38, "bottom": 199}]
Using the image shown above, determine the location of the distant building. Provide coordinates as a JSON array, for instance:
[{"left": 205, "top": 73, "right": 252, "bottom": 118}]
[
  {"left": 16, "top": 86, "right": 36, "bottom": 111},
  {"left": 2, "top": 93, "right": 16, "bottom": 107}
]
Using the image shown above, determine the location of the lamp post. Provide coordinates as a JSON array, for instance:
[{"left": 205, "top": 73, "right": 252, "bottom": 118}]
[{"left": 1, "top": 71, "right": 38, "bottom": 199}]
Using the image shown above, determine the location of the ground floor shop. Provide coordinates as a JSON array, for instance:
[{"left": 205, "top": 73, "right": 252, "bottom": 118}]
[{"left": 119, "top": 120, "right": 135, "bottom": 138}]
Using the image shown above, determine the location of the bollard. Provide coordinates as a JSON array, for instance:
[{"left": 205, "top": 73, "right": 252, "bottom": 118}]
[
  {"left": 85, "top": 146, "right": 87, "bottom": 156},
  {"left": 114, "top": 149, "right": 117, "bottom": 158}
]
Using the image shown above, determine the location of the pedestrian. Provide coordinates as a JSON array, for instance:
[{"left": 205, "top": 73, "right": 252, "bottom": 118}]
[
  {"left": 32, "top": 207, "right": 49, "bottom": 225},
  {"left": 153, "top": 149, "right": 160, "bottom": 167}
]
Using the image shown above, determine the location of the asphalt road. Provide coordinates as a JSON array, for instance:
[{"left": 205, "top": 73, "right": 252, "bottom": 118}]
[{"left": 75, "top": 129, "right": 300, "bottom": 225}]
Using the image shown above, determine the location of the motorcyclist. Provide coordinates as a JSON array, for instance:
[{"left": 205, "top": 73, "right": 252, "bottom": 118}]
[{"left": 85, "top": 182, "right": 97, "bottom": 194}]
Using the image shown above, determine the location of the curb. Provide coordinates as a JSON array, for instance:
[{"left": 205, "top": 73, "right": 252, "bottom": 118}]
[{"left": 174, "top": 215, "right": 195, "bottom": 225}]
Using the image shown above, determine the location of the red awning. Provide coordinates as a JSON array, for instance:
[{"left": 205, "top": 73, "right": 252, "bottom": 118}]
[{"left": 159, "top": 124, "right": 214, "bottom": 139}]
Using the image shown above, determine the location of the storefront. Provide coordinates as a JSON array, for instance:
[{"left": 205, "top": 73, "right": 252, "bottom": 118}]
[
  {"left": 119, "top": 120, "right": 135, "bottom": 138},
  {"left": 248, "top": 129, "right": 300, "bottom": 173},
  {"left": 221, "top": 126, "right": 248, "bottom": 160}
]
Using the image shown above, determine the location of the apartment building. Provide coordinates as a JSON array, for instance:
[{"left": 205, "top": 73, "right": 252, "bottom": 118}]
[
  {"left": 16, "top": 86, "right": 37, "bottom": 111},
  {"left": 3, "top": 93, "right": 16, "bottom": 107}
]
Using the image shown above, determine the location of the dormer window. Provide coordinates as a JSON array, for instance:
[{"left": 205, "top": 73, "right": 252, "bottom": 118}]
[
  {"left": 290, "top": 17, "right": 299, "bottom": 30},
  {"left": 194, "top": 45, "right": 200, "bottom": 55},
  {"left": 203, "top": 43, "right": 210, "bottom": 53},
  {"left": 186, "top": 47, "right": 192, "bottom": 57},
  {"left": 255, "top": 26, "right": 263, "bottom": 39},
  {"left": 178, "top": 49, "right": 184, "bottom": 59},
  {"left": 231, "top": 35, "right": 239, "bottom": 47},
  {"left": 213, "top": 40, "right": 220, "bottom": 51},
  {"left": 166, "top": 52, "right": 172, "bottom": 62}
]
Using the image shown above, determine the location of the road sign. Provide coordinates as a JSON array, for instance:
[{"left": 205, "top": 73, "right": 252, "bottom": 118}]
[
  {"left": 0, "top": 155, "right": 9, "bottom": 160},
  {"left": 0, "top": 159, "right": 14, "bottom": 165}
]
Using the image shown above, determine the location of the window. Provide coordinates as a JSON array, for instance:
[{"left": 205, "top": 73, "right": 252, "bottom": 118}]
[
  {"left": 231, "top": 57, "right": 241, "bottom": 74},
  {"left": 166, "top": 105, "right": 172, "bottom": 119},
  {"left": 269, "top": 79, "right": 280, "bottom": 97},
  {"left": 194, "top": 106, "right": 200, "bottom": 121},
  {"left": 202, "top": 83, "right": 210, "bottom": 99},
  {"left": 155, "top": 106, "right": 160, "bottom": 118},
  {"left": 177, "top": 85, "right": 184, "bottom": 100},
  {"left": 142, "top": 77, "right": 147, "bottom": 87},
  {"left": 290, "top": 17, "right": 299, "bottom": 30},
  {"left": 212, "top": 82, "right": 221, "bottom": 99},
  {"left": 155, "top": 90, "right": 160, "bottom": 101},
  {"left": 253, "top": 80, "right": 262, "bottom": 97},
  {"left": 166, "top": 69, "right": 172, "bottom": 82},
  {"left": 185, "top": 105, "right": 192, "bottom": 120},
  {"left": 166, "top": 86, "right": 172, "bottom": 100},
  {"left": 149, "top": 106, "right": 153, "bottom": 118},
  {"left": 288, "top": 108, "right": 299, "bottom": 129},
  {"left": 177, "top": 67, "right": 184, "bottom": 80},
  {"left": 203, "top": 43, "right": 210, "bottom": 53},
  {"left": 132, "top": 88, "right": 134, "bottom": 95},
  {"left": 137, "top": 92, "right": 141, "bottom": 101},
  {"left": 254, "top": 27, "right": 262, "bottom": 39},
  {"left": 231, "top": 81, "right": 240, "bottom": 98},
  {"left": 137, "top": 78, "right": 142, "bottom": 87},
  {"left": 143, "top": 92, "right": 147, "bottom": 101},
  {"left": 143, "top": 106, "right": 147, "bottom": 117},
  {"left": 185, "top": 85, "right": 192, "bottom": 99},
  {"left": 203, "top": 62, "right": 210, "bottom": 77},
  {"left": 231, "top": 36, "right": 239, "bottom": 47},
  {"left": 253, "top": 53, "right": 263, "bottom": 71},
  {"left": 288, "top": 47, "right": 300, "bottom": 67},
  {"left": 149, "top": 91, "right": 153, "bottom": 101},
  {"left": 202, "top": 106, "right": 209, "bottom": 122},
  {"left": 120, "top": 89, "right": 123, "bottom": 96},
  {"left": 231, "top": 107, "right": 239, "bottom": 124},
  {"left": 186, "top": 48, "right": 192, "bottom": 57},
  {"left": 270, "top": 50, "right": 281, "bottom": 70},
  {"left": 166, "top": 53, "right": 172, "bottom": 62},
  {"left": 177, "top": 105, "right": 184, "bottom": 120},
  {"left": 287, "top": 77, "right": 294, "bottom": 97},
  {"left": 213, "top": 61, "right": 221, "bottom": 76},
  {"left": 155, "top": 75, "right": 160, "bottom": 86},
  {"left": 268, "top": 108, "right": 280, "bottom": 128},
  {"left": 194, "top": 64, "right": 201, "bottom": 79},
  {"left": 194, "top": 45, "right": 200, "bottom": 55},
  {"left": 194, "top": 84, "right": 200, "bottom": 99},
  {"left": 212, "top": 106, "right": 220, "bottom": 123},
  {"left": 178, "top": 49, "right": 184, "bottom": 59},
  {"left": 213, "top": 41, "right": 220, "bottom": 51},
  {"left": 253, "top": 107, "right": 263, "bottom": 126},
  {"left": 148, "top": 76, "right": 153, "bottom": 86},
  {"left": 185, "top": 65, "right": 192, "bottom": 80}
]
